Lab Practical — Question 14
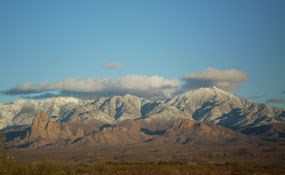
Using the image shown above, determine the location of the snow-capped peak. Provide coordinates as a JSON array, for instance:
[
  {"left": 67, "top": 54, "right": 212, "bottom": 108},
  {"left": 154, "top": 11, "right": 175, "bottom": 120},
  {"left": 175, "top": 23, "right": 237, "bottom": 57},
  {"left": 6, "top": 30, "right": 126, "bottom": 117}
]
[{"left": 182, "top": 86, "right": 231, "bottom": 97}]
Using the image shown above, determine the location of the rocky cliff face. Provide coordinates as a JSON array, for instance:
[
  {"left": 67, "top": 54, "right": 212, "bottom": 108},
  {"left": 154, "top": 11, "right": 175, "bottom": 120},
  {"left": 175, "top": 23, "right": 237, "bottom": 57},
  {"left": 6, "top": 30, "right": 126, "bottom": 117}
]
[
  {"left": 28, "top": 112, "right": 78, "bottom": 143},
  {"left": 18, "top": 112, "right": 241, "bottom": 148}
]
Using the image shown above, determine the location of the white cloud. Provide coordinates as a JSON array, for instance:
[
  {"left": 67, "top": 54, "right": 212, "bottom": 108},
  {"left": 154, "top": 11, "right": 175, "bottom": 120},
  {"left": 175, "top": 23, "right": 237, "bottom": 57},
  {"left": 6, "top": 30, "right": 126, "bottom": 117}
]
[
  {"left": 3, "top": 67, "right": 249, "bottom": 99},
  {"left": 5, "top": 75, "right": 179, "bottom": 98},
  {"left": 182, "top": 67, "right": 248, "bottom": 92},
  {"left": 102, "top": 62, "right": 122, "bottom": 69}
]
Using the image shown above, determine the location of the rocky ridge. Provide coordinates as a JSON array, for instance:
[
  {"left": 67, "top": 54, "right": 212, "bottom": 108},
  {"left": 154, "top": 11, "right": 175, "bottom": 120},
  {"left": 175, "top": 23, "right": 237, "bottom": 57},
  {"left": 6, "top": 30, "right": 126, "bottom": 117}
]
[{"left": 2, "top": 87, "right": 285, "bottom": 148}]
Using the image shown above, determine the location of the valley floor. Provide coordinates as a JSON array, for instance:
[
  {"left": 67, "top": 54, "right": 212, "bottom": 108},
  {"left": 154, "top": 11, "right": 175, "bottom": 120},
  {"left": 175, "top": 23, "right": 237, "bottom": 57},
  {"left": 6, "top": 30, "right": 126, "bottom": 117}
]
[
  {"left": 2, "top": 142, "right": 285, "bottom": 174},
  {"left": 9, "top": 142, "right": 285, "bottom": 165},
  {"left": 1, "top": 159, "right": 285, "bottom": 175}
]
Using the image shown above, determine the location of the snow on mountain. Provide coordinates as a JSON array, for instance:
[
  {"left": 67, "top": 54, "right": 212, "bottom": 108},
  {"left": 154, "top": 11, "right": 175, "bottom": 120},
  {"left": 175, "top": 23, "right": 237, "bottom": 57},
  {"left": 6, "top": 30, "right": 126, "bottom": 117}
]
[
  {"left": 92, "top": 94, "right": 147, "bottom": 120},
  {"left": 166, "top": 86, "right": 285, "bottom": 130},
  {"left": 165, "top": 86, "right": 248, "bottom": 114},
  {"left": 1, "top": 87, "right": 285, "bottom": 135},
  {"left": 0, "top": 97, "right": 82, "bottom": 129},
  {"left": 59, "top": 94, "right": 149, "bottom": 123},
  {"left": 2, "top": 87, "right": 285, "bottom": 148},
  {"left": 140, "top": 101, "right": 190, "bottom": 121}
]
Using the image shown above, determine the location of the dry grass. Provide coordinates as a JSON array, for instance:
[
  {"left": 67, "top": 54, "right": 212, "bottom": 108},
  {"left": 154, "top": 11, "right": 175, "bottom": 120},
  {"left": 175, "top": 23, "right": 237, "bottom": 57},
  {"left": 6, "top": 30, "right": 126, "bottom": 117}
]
[
  {"left": 1, "top": 157, "right": 285, "bottom": 175},
  {"left": 1, "top": 135, "right": 285, "bottom": 175}
]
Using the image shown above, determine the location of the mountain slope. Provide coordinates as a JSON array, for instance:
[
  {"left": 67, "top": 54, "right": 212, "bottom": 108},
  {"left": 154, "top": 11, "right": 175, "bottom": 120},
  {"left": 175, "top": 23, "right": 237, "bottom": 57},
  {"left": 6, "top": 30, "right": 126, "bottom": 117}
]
[
  {"left": 7, "top": 111, "right": 243, "bottom": 148},
  {"left": 0, "top": 97, "right": 83, "bottom": 129},
  {"left": 166, "top": 87, "right": 285, "bottom": 131},
  {"left": 1, "top": 87, "right": 285, "bottom": 142}
]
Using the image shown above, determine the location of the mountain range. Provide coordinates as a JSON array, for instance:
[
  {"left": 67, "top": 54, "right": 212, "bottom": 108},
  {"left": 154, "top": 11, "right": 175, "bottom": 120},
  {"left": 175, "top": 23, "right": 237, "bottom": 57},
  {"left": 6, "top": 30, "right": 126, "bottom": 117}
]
[{"left": 1, "top": 86, "right": 285, "bottom": 148}]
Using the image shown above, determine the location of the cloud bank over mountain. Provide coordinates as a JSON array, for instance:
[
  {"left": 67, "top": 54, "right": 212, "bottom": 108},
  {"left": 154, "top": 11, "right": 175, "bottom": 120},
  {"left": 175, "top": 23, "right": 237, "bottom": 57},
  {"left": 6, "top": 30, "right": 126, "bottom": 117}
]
[
  {"left": 3, "top": 75, "right": 179, "bottom": 98},
  {"left": 182, "top": 67, "right": 248, "bottom": 92},
  {"left": 1, "top": 68, "right": 248, "bottom": 99}
]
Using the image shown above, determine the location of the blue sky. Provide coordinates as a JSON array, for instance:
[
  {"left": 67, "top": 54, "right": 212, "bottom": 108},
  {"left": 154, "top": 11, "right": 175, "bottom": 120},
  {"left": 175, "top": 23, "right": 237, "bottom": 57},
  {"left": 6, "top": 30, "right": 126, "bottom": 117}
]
[{"left": 0, "top": 0, "right": 285, "bottom": 107}]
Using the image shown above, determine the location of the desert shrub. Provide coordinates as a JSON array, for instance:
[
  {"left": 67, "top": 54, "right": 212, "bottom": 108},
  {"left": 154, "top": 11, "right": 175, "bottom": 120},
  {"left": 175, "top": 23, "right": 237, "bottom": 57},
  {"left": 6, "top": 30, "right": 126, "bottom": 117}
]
[{"left": 1, "top": 156, "right": 285, "bottom": 175}]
